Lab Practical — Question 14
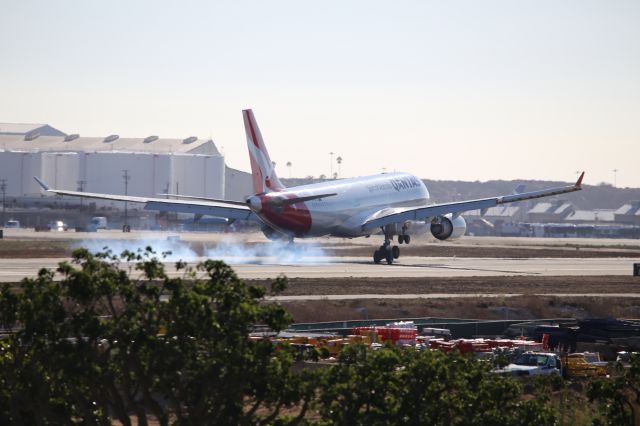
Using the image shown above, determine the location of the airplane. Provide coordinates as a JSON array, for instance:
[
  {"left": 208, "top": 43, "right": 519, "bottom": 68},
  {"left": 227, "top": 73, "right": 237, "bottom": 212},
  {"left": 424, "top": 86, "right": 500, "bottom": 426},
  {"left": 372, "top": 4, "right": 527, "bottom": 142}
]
[{"left": 35, "top": 109, "right": 585, "bottom": 264}]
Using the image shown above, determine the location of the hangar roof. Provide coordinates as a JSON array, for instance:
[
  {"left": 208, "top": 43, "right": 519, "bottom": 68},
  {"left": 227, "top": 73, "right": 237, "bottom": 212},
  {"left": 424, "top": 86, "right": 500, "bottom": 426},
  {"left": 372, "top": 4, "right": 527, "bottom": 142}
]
[
  {"left": 0, "top": 134, "right": 221, "bottom": 156},
  {"left": 528, "top": 201, "right": 572, "bottom": 215},
  {"left": 465, "top": 206, "right": 520, "bottom": 217},
  {"left": 0, "top": 123, "right": 67, "bottom": 136},
  {"left": 615, "top": 201, "right": 640, "bottom": 216}
]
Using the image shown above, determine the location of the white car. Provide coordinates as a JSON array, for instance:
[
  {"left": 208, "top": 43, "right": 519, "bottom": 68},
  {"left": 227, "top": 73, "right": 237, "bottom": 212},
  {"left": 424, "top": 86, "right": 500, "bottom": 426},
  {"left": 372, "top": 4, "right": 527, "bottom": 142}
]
[
  {"left": 4, "top": 219, "right": 20, "bottom": 228},
  {"left": 48, "top": 220, "right": 68, "bottom": 232}
]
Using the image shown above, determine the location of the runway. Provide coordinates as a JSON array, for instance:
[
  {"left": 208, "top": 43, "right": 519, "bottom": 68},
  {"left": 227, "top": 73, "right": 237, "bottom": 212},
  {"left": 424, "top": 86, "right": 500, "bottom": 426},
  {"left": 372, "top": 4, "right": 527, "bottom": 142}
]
[{"left": 0, "top": 255, "right": 635, "bottom": 282}]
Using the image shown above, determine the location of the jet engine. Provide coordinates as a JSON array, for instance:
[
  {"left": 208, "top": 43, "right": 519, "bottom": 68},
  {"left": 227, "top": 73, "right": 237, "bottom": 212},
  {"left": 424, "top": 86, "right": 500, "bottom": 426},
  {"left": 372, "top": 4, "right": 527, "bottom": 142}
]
[{"left": 430, "top": 215, "right": 466, "bottom": 241}]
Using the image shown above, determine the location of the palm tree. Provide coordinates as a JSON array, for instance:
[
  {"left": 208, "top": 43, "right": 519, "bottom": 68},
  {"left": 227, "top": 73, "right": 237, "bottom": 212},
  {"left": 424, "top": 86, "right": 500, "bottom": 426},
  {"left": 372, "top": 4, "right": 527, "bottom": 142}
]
[
  {"left": 336, "top": 156, "right": 343, "bottom": 178},
  {"left": 329, "top": 152, "right": 334, "bottom": 178}
]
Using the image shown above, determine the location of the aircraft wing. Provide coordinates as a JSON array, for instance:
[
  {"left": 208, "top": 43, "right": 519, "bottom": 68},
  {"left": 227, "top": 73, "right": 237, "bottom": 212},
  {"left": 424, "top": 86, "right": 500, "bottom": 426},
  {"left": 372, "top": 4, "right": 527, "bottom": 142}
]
[
  {"left": 361, "top": 172, "right": 585, "bottom": 232},
  {"left": 162, "top": 193, "right": 249, "bottom": 205},
  {"left": 34, "top": 177, "right": 257, "bottom": 222}
]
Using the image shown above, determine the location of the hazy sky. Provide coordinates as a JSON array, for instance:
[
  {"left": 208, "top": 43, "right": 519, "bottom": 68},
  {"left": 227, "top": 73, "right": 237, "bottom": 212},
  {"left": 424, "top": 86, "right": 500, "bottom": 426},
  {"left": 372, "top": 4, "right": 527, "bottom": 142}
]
[{"left": 1, "top": 1, "right": 639, "bottom": 187}]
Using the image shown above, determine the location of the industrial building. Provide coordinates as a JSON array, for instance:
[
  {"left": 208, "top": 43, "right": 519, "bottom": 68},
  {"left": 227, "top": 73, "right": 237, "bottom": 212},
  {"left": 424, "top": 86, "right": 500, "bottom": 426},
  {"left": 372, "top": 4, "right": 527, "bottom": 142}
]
[
  {"left": 614, "top": 201, "right": 640, "bottom": 226},
  {"left": 526, "top": 201, "right": 574, "bottom": 223},
  {"left": 0, "top": 122, "right": 252, "bottom": 206},
  {"left": 0, "top": 122, "right": 260, "bottom": 229}
]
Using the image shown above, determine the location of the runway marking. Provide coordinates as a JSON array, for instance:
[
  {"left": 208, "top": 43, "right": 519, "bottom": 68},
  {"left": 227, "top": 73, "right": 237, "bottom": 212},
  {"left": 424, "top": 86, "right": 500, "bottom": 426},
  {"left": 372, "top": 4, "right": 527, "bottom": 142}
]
[{"left": 392, "top": 262, "right": 541, "bottom": 275}]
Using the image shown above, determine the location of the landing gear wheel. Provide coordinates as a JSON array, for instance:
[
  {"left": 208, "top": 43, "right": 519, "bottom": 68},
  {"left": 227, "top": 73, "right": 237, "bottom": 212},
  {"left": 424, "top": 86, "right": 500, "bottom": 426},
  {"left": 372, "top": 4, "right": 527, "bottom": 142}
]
[
  {"left": 405, "top": 235, "right": 410, "bottom": 244},
  {"left": 385, "top": 249, "right": 394, "bottom": 264},
  {"left": 392, "top": 245, "right": 400, "bottom": 259},
  {"left": 398, "top": 236, "right": 403, "bottom": 244},
  {"left": 373, "top": 250, "right": 382, "bottom": 264}
]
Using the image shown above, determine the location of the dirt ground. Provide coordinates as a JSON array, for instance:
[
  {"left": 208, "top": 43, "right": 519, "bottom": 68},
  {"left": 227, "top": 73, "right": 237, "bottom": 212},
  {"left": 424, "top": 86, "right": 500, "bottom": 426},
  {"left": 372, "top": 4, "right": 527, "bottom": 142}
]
[
  {"left": 278, "top": 295, "right": 640, "bottom": 323},
  {"left": 252, "top": 275, "right": 640, "bottom": 296},
  {"left": 0, "top": 240, "right": 72, "bottom": 258},
  {"left": 250, "top": 275, "right": 640, "bottom": 323}
]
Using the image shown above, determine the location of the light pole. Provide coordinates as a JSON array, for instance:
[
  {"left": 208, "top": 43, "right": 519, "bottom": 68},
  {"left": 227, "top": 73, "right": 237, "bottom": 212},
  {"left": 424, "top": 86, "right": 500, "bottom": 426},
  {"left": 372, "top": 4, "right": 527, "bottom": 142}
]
[
  {"left": 0, "top": 179, "right": 6, "bottom": 227},
  {"left": 329, "top": 152, "right": 334, "bottom": 179},
  {"left": 336, "top": 156, "right": 342, "bottom": 178},
  {"left": 613, "top": 169, "right": 618, "bottom": 188},
  {"left": 77, "top": 180, "right": 86, "bottom": 210},
  {"left": 286, "top": 161, "right": 292, "bottom": 178},
  {"left": 122, "top": 170, "right": 130, "bottom": 231}
]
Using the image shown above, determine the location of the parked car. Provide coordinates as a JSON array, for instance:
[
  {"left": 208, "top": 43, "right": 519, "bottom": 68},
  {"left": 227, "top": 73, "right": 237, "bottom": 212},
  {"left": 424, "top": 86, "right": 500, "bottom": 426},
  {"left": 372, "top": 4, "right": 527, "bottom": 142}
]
[
  {"left": 4, "top": 219, "right": 20, "bottom": 228},
  {"left": 48, "top": 220, "right": 68, "bottom": 231}
]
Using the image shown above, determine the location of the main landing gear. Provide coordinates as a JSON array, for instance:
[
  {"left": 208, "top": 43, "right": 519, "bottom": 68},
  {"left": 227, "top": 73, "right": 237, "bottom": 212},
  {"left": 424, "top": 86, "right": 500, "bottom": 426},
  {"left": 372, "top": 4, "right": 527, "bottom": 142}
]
[{"left": 373, "top": 233, "right": 405, "bottom": 265}]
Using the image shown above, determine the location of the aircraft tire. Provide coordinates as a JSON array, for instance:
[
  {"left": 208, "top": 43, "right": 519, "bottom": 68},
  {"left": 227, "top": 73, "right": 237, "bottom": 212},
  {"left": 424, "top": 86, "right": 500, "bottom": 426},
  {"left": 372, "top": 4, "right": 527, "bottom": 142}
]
[
  {"left": 392, "top": 245, "right": 400, "bottom": 259},
  {"left": 373, "top": 250, "right": 382, "bottom": 264},
  {"left": 405, "top": 235, "right": 410, "bottom": 244},
  {"left": 385, "top": 249, "right": 394, "bottom": 264},
  {"left": 398, "top": 236, "right": 403, "bottom": 244}
]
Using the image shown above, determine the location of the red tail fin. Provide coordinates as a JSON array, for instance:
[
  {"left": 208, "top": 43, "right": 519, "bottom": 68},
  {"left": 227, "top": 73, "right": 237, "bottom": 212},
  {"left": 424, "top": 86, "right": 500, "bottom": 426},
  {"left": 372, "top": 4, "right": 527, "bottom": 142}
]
[{"left": 243, "top": 109, "right": 285, "bottom": 194}]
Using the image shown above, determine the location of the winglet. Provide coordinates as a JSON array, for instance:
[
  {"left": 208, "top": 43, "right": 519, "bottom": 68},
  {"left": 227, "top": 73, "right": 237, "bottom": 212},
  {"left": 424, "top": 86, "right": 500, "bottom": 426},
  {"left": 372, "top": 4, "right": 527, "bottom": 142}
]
[
  {"left": 33, "top": 176, "right": 50, "bottom": 191},
  {"left": 575, "top": 171, "right": 585, "bottom": 188}
]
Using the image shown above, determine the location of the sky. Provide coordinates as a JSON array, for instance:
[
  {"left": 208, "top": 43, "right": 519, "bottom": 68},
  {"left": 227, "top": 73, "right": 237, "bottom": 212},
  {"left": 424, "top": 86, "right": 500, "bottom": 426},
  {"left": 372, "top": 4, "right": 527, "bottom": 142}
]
[{"left": 1, "top": 1, "right": 639, "bottom": 187}]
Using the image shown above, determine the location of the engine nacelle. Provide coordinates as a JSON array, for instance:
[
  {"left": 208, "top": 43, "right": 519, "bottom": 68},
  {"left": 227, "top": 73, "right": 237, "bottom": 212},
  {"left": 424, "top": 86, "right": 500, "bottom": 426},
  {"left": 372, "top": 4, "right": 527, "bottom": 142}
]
[
  {"left": 261, "top": 225, "right": 289, "bottom": 241},
  {"left": 430, "top": 215, "right": 467, "bottom": 241}
]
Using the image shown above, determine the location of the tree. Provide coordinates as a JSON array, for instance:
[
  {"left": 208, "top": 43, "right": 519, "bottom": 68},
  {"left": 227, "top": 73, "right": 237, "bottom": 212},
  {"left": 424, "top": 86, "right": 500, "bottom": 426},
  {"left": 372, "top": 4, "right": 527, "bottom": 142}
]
[
  {"left": 0, "top": 247, "right": 563, "bottom": 425},
  {"left": 314, "top": 344, "right": 558, "bottom": 426},
  {"left": 588, "top": 354, "right": 640, "bottom": 425},
  {"left": 0, "top": 247, "right": 310, "bottom": 425}
]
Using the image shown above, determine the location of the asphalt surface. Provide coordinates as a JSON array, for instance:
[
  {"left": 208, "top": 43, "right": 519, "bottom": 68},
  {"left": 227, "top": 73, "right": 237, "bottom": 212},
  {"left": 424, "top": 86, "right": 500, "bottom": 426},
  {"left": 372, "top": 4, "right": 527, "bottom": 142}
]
[{"left": 0, "top": 256, "right": 635, "bottom": 282}]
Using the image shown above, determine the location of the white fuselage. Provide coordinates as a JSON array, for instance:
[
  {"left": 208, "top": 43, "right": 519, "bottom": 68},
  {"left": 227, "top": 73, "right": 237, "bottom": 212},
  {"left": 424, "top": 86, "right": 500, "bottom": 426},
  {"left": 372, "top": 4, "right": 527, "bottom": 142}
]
[{"left": 254, "top": 172, "right": 430, "bottom": 238}]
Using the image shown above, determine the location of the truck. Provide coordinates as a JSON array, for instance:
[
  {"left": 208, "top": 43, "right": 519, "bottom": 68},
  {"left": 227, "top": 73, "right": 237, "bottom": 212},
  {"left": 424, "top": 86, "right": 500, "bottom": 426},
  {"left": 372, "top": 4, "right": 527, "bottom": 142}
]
[
  {"left": 89, "top": 217, "right": 108, "bottom": 230},
  {"left": 494, "top": 352, "right": 562, "bottom": 377},
  {"left": 560, "top": 352, "right": 608, "bottom": 378}
]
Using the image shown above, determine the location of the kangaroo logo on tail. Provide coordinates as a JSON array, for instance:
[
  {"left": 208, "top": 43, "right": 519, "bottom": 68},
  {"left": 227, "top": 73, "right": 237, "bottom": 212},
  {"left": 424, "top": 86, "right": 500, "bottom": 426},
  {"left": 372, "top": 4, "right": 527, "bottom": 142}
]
[{"left": 243, "top": 109, "right": 285, "bottom": 194}]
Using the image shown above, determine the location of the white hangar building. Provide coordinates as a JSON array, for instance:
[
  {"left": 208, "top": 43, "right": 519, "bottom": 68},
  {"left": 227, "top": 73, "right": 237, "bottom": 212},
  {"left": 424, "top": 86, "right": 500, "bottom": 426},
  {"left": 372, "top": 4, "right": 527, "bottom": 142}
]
[{"left": 0, "top": 123, "right": 233, "bottom": 207}]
